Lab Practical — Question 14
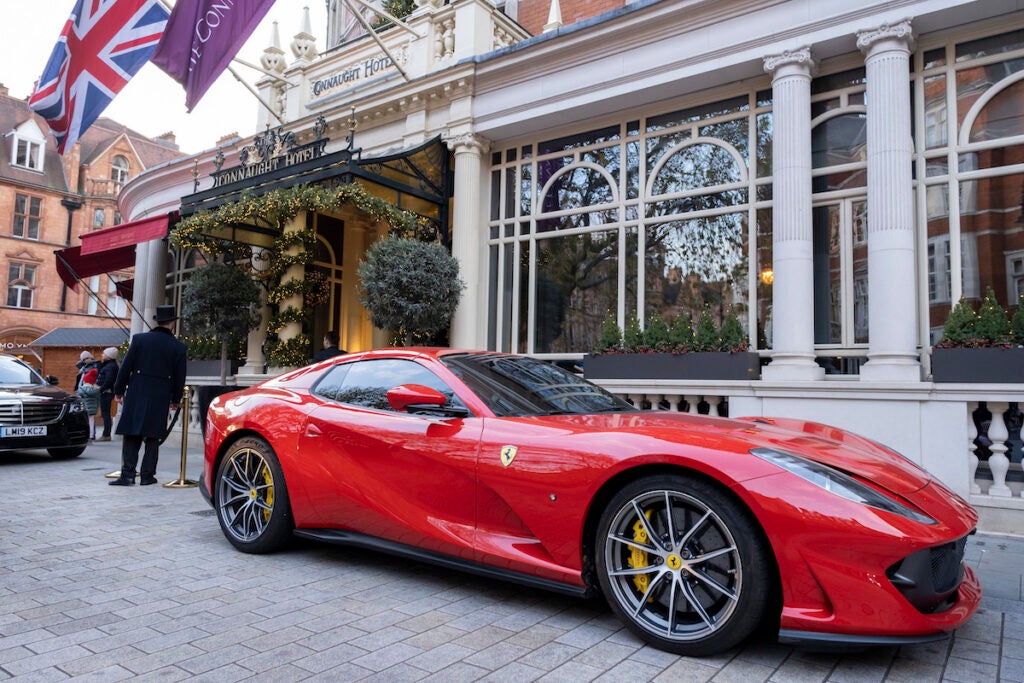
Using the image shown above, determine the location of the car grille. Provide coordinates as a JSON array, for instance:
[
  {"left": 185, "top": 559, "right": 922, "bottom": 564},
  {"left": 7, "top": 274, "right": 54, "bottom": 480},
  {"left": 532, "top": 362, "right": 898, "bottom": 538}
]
[
  {"left": 887, "top": 534, "right": 970, "bottom": 614},
  {"left": 0, "top": 400, "right": 66, "bottom": 425}
]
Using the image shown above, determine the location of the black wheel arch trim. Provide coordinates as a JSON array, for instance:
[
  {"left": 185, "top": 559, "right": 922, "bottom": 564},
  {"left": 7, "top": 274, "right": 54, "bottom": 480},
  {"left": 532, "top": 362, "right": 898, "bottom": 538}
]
[{"left": 293, "top": 528, "right": 593, "bottom": 599}]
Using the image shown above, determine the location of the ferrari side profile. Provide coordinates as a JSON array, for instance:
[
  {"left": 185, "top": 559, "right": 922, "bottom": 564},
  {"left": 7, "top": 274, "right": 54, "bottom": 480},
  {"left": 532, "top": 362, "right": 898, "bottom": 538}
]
[{"left": 200, "top": 348, "right": 980, "bottom": 656}]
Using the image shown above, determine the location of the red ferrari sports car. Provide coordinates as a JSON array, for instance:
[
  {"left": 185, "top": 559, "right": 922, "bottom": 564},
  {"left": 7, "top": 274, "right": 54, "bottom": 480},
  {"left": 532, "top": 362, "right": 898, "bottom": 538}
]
[{"left": 201, "top": 348, "right": 980, "bottom": 656}]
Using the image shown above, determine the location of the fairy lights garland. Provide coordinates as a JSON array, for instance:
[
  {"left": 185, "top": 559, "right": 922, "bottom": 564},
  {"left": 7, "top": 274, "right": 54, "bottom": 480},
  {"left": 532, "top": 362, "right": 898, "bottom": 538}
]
[{"left": 170, "top": 183, "right": 427, "bottom": 367}]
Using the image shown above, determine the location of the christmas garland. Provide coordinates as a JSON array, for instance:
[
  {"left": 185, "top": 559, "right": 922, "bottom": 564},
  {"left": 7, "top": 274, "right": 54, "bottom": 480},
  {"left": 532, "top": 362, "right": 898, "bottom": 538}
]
[{"left": 170, "top": 182, "right": 426, "bottom": 368}]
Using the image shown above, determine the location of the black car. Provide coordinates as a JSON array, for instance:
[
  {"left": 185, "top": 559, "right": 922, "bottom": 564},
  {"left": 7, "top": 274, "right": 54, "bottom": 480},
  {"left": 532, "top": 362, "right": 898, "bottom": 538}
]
[{"left": 0, "top": 354, "right": 90, "bottom": 458}]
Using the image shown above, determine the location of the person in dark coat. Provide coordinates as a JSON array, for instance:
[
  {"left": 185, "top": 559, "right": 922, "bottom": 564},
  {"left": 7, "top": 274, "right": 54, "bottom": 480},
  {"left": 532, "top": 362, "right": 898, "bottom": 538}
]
[
  {"left": 312, "top": 330, "right": 346, "bottom": 363},
  {"left": 109, "top": 306, "right": 187, "bottom": 487},
  {"left": 95, "top": 347, "right": 120, "bottom": 442}
]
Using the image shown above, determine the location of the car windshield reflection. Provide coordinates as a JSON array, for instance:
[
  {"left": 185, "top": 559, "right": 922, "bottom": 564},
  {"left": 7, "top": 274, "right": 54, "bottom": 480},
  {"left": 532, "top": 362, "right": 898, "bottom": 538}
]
[
  {"left": 442, "top": 353, "right": 634, "bottom": 417},
  {"left": 0, "top": 357, "right": 45, "bottom": 386}
]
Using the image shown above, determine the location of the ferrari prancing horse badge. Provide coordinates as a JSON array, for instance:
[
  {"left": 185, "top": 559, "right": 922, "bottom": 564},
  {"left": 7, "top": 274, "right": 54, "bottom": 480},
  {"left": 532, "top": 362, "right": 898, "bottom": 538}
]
[{"left": 500, "top": 445, "right": 518, "bottom": 467}]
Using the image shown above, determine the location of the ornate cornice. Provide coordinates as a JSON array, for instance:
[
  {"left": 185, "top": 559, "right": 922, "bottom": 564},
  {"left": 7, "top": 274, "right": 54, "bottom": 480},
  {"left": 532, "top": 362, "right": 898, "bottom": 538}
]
[
  {"left": 857, "top": 19, "right": 914, "bottom": 53},
  {"left": 763, "top": 47, "right": 815, "bottom": 76}
]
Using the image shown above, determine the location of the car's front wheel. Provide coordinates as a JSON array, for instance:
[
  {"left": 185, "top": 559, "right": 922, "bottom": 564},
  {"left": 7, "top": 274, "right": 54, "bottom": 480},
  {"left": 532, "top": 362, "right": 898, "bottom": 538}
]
[
  {"left": 596, "top": 474, "right": 773, "bottom": 656},
  {"left": 215, "top": 436, "right": 293, "bottom": 553}
]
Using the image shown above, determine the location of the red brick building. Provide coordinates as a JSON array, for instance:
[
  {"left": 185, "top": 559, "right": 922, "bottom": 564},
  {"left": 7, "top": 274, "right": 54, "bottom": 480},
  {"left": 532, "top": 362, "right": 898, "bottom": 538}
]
[{"left": 0, "top": 83, "right": 183, "bottom": 378}]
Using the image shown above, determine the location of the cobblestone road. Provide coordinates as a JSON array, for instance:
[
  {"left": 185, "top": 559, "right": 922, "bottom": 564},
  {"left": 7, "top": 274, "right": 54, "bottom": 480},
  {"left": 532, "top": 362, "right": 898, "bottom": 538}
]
[{"left": 1, "top": 435, "right": 1021, "bottom": 681}]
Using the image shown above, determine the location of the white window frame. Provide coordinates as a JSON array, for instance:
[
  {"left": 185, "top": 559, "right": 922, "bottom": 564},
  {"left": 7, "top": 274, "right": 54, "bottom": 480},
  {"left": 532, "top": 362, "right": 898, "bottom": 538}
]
[
  {"left": 6, "top": 263, "right": 35, "bottom": 308},
  {"left": 8, "top": 121, "right": 46, "bottom": 173},
  {"left": 111, "top": 155, "right": 129, "bottom": 186}
]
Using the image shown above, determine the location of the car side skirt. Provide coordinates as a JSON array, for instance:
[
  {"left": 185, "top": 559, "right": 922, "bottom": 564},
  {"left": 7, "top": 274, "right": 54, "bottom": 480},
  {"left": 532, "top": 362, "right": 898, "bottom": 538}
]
[
  {"left": 778, "top": 629, "right": 949, "bottom": 648},
  {"left": 294, "top": 528, "right": 592, "bottom": 599}
]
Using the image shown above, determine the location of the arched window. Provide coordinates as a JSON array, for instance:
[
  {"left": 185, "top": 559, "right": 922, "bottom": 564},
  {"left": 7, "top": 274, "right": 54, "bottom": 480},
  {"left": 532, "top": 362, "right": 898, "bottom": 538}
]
[{"left": 111, "top": 155, "right": 130, "bottom": 186}]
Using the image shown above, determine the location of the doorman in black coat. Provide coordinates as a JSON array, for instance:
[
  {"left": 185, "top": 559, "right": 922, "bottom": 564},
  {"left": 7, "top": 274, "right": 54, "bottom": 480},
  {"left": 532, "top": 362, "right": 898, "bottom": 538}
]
[{"left": 109, "top": 305, "right": 187, "bottom": 486}]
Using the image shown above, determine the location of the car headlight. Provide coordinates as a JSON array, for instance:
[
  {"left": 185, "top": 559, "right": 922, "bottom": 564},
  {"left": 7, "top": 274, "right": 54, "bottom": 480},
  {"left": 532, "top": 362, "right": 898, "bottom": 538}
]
[
  {"left": 69, "top": 398, "right": 87, "bottom": 413},
  {"left": 751, "top": 447, "right": 936, "bottom": 525}
]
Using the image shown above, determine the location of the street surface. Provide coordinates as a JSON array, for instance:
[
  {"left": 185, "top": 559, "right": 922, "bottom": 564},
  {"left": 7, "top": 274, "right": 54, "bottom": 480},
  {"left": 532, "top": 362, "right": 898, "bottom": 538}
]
[{"left": 1, "top": 433, "right": 1020, "bottom": 681}]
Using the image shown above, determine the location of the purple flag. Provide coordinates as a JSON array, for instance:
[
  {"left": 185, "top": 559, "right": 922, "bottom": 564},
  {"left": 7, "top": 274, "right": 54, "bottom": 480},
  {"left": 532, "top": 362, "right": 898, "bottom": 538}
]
[{"left": 151, "top": 0, "right": 275, "bottom": 111}]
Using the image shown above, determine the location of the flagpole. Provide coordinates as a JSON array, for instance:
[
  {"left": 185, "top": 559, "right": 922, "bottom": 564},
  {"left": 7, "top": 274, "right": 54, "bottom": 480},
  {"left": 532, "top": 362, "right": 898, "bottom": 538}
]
[
  {"left": 343, "top": 0, "right": 410, "bottom": 82},
  {"left": 230, "top": 57, "right": 297, "bottom": 86},
  {"left": 227, "top": 65, "right": 286, "bottom": 125},
  {"left": 347, "top": 0, "right": 421, "bottom": 37}
]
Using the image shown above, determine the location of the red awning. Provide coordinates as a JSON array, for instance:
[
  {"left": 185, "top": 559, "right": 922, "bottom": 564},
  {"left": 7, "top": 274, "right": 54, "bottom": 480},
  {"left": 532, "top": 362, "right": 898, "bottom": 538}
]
[
  {"left": 79, "top": 213, "right": 170, "bottom": 256},
  {"left": 55, "top": 245, "right": 136, "bottom": 291}
]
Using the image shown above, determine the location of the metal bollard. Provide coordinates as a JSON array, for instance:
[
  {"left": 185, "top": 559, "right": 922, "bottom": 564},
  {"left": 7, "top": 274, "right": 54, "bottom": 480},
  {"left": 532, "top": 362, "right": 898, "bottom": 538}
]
[{"left": 165, "top": 386, "right": 198, "bottom": 488}]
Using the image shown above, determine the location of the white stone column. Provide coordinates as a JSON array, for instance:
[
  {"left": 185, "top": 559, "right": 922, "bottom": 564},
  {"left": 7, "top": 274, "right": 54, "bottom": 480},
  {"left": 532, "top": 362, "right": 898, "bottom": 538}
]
[
  {"left": 144, "top": 238, "right": 168, "bottom": 328},
  {"left": 446, "top": 133, "right": 490, "bottom": 349},
  {"left": 857, "top": 20, "right": 921, "bottom": 382},
  {"left": 239, "top": 246, "right": 270, "bottom": 376},
  {"left": 762, "top": 48, "right": 823, "bottom": 381},
  {"left": 130, "top": 241, "right": 149, "bottom": 335}
]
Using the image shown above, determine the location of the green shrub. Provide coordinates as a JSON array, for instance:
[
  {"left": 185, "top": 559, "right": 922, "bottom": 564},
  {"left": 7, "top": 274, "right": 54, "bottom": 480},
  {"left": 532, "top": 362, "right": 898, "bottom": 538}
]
[
  {"left": 718, "top": 308, "right": 748, "bottom": 352},
  {"left": 975, "top": 287, "right": 1010, "bottom": 345},
  {"left": 1011, "top": 294, "right": 1024, "bottom": 346},
  {"left": 694, "top": 308, "right": 719, "bottom": 351},
  {"left": 597, "top": 313, "right": 623, "bottom": 353},
  {"left": 643, "top": 315, "right": 671, "bottom": 351},
  {"left": 623, "top": 315, "right": 644, "bottom": 352},
  {"left": 358, "top": 237, "right": 465, "bottom": 345},
  {"left": 938, "top": 297, "right": 977, "bottom": 347},
  {"left": 669, "top": 312, "right": 694, "bottom": 351},
  {"left": 181, "top": 261, "right": 262, "bottom": 381}
]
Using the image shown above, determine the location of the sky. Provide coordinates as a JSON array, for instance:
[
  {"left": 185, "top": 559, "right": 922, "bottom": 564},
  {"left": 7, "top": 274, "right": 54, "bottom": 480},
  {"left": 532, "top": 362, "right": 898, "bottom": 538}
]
[{"left": 4, "top": 1, "right": 328, "bottom": 155}]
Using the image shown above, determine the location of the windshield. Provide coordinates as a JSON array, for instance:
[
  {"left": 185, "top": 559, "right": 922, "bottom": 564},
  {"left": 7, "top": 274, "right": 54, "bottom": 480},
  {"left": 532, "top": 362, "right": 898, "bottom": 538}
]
[
  {"left": 442, "top": 354, "right": 635, "bottom": 417},
  {"left": 0, "top": 356, "right": 46, "bottom": 386}
]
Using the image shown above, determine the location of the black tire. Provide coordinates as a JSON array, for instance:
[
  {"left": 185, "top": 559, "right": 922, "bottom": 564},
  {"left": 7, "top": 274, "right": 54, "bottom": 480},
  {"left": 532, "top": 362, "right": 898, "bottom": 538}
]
[
  {"left": 595, "top": 474, "right": 772, "bottom": 656},
  {"left": 214, "top": 436, "right": 293, "bottom": 553},
  {"left": 48, "top": 446, "right": 86, "bottom": 459}
]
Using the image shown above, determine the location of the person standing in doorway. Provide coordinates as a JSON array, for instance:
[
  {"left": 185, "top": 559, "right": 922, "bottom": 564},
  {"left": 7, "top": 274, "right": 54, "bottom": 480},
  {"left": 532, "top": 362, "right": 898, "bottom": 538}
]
[
  {"left": 312, "top": 330, "right": 346, "bottom": 363},
  {"left": 109, "top": 306, "right": 187, "bottom": 487},
  {"left": 95, "top": 346, "right": 120, "bottom": 441}
]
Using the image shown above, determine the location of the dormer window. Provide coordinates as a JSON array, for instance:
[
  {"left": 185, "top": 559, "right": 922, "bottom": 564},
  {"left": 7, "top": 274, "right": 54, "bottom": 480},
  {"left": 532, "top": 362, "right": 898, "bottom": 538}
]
[
  {"left": 111, "top": 155, "right": 129, "bottom": 186},
  {"left": 8, "top": 120, "right": 46, "bottom": 173}
]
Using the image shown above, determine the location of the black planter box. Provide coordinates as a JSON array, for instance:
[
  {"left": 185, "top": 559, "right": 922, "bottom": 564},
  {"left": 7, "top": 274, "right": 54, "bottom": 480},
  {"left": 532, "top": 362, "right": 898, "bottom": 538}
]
[
  {"left": 931, "top": 347, "right": 1024, "bottom": 383},
  {"left": 195, "top": 385, "right": 240, "bottom": 435},
  {"left": 583, "top": 352, "right": 761, "bottom": 381},
  {"left": 187, "top": 360, "right": 242, "bottom": 377}
]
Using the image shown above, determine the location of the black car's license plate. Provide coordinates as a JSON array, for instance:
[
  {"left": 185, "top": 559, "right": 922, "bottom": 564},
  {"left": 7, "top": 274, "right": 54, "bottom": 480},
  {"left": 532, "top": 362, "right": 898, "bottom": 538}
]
[{"left": 1, "top": 425, "right": 47, "bottom": 437}]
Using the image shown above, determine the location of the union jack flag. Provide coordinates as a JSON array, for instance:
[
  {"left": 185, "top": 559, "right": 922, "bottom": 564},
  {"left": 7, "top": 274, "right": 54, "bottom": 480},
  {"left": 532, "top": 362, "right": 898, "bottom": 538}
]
[{"left": 29, "top": 0, "right": 169, "bottom": 155}]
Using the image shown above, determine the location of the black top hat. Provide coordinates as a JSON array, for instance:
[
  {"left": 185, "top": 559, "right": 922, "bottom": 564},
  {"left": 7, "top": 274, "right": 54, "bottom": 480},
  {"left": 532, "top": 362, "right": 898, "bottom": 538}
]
[{"left": 154, "top": 305, "right": 178, "bottom": 324}]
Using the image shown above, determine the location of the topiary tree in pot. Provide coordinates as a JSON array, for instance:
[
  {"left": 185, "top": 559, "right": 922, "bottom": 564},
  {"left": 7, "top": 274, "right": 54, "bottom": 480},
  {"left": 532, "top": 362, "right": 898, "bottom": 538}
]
[
  {"left": 182, "top": 261, "right": 263, "bottom": 382},
  {"left": 358, "top": 236, "right": 465, "bottom": 346}
]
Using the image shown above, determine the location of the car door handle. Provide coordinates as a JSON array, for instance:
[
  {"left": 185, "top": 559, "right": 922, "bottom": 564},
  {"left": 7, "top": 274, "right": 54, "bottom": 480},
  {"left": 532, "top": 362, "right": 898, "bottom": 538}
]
[{"left": 305, "top": 423, "right": 322, "bottom": 437}]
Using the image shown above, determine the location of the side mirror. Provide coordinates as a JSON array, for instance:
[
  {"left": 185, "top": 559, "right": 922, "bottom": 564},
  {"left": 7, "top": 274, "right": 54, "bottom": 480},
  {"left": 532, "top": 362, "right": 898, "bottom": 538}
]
[
  {"left": 387, "top": 384, "right": 447, "bottom": 412},
  {"left": 47, "top": 375, "right": 59, "bottom": 385},
  {"left": 386, "top": 384, "right": 469, "bottom": 417}
]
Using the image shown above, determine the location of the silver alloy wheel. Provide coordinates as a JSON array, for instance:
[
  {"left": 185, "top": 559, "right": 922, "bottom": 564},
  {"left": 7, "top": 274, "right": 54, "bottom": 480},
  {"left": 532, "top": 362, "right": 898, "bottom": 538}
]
[
  {"left": 603, "top": 488, "right": 742, "bottom": 642},
  {"left": 217, "top": 445, "right": 276, "bottom": 543}
]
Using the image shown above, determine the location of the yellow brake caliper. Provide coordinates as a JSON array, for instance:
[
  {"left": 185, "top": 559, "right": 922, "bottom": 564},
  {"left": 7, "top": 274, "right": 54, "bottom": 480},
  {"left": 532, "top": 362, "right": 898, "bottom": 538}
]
[
  {"left": 261, "top": 464, "right": 274, "bottom": 522},
  {"left": 628, "top": 510, "right": 654, "bottom": 595}
]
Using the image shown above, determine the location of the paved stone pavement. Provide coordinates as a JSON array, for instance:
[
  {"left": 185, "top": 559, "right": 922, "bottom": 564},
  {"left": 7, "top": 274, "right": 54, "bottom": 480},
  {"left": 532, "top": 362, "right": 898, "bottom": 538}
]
[{"left": 2, "top": 433, "right": 1023, "bottom": 682}]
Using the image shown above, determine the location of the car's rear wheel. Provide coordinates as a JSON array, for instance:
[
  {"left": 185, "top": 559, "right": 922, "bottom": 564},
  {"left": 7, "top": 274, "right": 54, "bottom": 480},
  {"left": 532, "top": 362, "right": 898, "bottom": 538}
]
[
  {"left": 215, "top": 436, "right": 293, "bottom": 553},
  {"left": 596, "top": 474, "right": 772, "bottom": 656},
  {"left": 48, "top": 446, "right": 86, "bottom": 459}
]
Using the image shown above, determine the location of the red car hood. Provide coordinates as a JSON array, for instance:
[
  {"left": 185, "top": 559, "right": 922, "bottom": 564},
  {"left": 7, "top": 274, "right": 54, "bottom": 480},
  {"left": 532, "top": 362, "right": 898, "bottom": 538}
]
[{"left": 542, "top": 411, "right": 932, "bottom": 495}]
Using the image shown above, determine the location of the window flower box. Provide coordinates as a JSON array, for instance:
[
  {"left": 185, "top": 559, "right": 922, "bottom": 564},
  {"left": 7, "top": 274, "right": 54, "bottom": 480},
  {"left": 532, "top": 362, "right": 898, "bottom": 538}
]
[{"left": 583, "top": 352, "right": 761, "bottom": 381}]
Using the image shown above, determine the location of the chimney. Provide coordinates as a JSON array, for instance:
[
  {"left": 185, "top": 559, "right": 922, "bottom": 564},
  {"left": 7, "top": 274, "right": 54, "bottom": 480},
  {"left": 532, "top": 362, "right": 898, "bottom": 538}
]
[
  {"left": 155, "top": 131, "right": 178, "bottom": 150},
  {"left": 0, "top": 83, "right": 8, "bottom": 97},
  {"left": 217, "top": 132, "right": 242, "bottom": 146}
]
